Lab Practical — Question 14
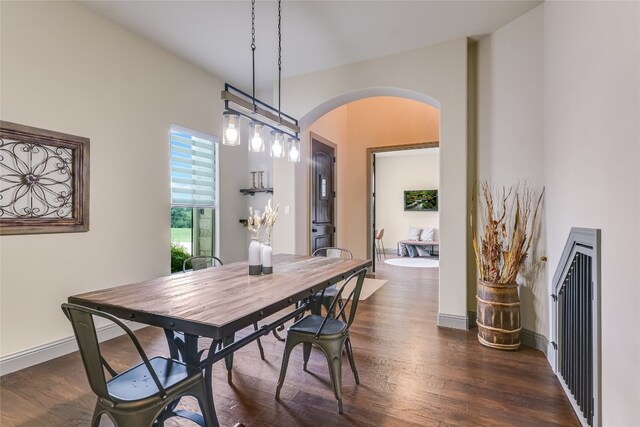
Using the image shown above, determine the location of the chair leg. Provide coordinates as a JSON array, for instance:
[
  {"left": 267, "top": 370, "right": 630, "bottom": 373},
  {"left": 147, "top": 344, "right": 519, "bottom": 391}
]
[
  {"left": 381, "top": 239, "right": 386, "bottom": 259},
  {"left": 275, "top": 337, "right": 298, "bottom": 401},
  {"left": 302, "top": 342, "right": 312, "bottom": 371},
  {"left": 344, "top": 336, "right": 360, "bottom": 385},
  {"left": 253, "top": 323, "right": 265, "bottom": 360},
  {"left": 91, "top": 402, "right": 103, "bottom": 427},
  {"left": 322, "top": 341, "right": 345, "bottom": 414}
]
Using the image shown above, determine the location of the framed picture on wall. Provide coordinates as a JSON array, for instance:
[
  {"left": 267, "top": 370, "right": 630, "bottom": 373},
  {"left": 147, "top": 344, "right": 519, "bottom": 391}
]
[
  {"left": 0, "top": 121, "right": 90, "bottom": 235},
  {"left": 404, "top": 189, "right": 438, "bottom": 211}
]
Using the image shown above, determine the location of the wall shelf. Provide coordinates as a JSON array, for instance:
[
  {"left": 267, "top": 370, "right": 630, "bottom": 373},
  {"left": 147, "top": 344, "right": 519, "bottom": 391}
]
[{"left": 239, "top": 188, "right": 273, "bottom": 196}]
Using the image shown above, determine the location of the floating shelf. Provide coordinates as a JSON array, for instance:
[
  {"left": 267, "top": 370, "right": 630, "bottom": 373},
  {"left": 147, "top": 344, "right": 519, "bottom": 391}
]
[
  {"left": 239, "top": 188, "right": 273, "bottom": 196},
  {"left": 239, "top": 219, "right": 248, "bottom": 227}
]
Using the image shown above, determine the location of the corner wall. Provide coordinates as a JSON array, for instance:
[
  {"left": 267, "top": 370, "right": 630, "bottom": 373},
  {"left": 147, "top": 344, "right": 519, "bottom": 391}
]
[
  {"left": 0, "top": 1, "right": 247, "bottom": 361},
  {"left": 476, "top": 5, "right": 547, "bottom": 342}
]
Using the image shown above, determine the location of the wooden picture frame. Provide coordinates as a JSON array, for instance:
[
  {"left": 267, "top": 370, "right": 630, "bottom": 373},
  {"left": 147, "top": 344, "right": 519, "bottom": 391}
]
[{"left": 0, "top": 121, "right": 89, "bottom": 235}]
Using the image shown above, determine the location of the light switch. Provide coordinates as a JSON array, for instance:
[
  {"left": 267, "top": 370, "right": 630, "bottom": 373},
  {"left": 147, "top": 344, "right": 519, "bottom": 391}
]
[{"left": 284, "top": 205, "right": 290, "bottom": 215}]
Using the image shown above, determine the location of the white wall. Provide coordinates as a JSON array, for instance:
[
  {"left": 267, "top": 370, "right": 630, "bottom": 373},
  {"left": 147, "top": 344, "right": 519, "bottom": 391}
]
[
  {"left": 376, "top": 150, "right": 440, "bottom": 247},
  {"left": 478, "top": 1, "right": 640, "bottom": 425},
  {"left": 0, "top": 1, "right": 247, "bottom": 360},
  {"left": 543, "top": 2, "right": 640, "bottom": 425},
  {"left": 278, "top": 39, "right": 472, "bottom": 326},
  {"left": 477, "top": 6, "right": 547, "bottom": 340}
]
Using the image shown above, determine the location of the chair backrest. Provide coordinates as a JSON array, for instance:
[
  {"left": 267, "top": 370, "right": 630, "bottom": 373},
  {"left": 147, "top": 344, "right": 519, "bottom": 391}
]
[
  {"left": 376, "top": 229, "right": 385, "bottom": 240},
  {"left": 183, "top": 255, "right": 223, "bottom": 272},
  {"left": 61, "top": 303, "right": 167, "bottom": 402},
  {"left": 312, "top": 247, "right": 353, "bottom": 259},
  {"left": 316, "top": 267, "right": 367, "bottom": 338}
]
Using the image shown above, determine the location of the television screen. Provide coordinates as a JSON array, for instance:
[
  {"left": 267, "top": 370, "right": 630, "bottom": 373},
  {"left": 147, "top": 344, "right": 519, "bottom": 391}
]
[{"left": 404, "top": 190, "right": 438, "bottom": 211}]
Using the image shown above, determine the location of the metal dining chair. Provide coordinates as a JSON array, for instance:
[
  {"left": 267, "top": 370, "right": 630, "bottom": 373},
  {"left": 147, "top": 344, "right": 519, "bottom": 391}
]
[
  {"left": 182, "top": 256, "right": 223, "bottom": 272},
  {"left": 310, "top": 247, "right": 354, "bottom": 319},
  {"left": 375, "top": 228, "right": 386, "bottom": 260},
  {"left": 61, "top": 303, "right": 214, "bottom": 427},
  {"left": 275, "top": 267, "right": 367, "bottom": 414}
]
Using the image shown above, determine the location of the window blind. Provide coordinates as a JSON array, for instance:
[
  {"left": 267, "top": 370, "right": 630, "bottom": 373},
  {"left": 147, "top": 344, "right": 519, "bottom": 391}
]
[{"left": 170, "top": 128, "right": 217, "bottom": 207}]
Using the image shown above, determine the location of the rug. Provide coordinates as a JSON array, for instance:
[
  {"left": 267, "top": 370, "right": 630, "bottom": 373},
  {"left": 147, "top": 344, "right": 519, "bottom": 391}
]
[
  {"left": 341, "top": 278, "right": 389, "bottom": 300},
  {"left": 384, "top": 257, "right": 439, "bottom": 268}
]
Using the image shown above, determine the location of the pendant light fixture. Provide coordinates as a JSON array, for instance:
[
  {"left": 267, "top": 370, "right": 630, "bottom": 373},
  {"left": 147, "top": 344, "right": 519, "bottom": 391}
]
[{"left": 221, "top": 0, "right": 300, "bottom": 163}]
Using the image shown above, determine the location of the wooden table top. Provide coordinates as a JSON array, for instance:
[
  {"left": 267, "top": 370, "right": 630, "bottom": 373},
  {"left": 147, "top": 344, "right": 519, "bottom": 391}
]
[{"left": 69, "top": 253, "right": 370, "bottom": 340}]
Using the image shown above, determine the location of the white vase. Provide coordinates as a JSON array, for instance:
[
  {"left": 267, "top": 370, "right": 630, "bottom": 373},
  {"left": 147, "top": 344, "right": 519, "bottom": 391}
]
[
  {"left": 262, "top": 243, "right": 273, "bottom": 274},
  {"left": 248, "top": 238, "right": 262, "bottom": 275}
]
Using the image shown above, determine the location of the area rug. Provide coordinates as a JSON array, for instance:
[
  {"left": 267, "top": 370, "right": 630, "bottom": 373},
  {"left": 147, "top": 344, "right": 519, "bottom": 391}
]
[
  {"left": 341, "top": 278, "right": 389, "bottom": 300},
  {"left": 384, "top": 257, "right": 439, "bottom": 268}
]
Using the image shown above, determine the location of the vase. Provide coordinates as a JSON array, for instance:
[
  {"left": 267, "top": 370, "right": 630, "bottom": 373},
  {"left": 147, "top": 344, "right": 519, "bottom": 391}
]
[
  {"left": 262, "top": 242, "right": 273, "bottom": 274},
  {"left": 248, "top": 238, "right": 262, "bottom": 275},
  {"left": 476, "top": 280, "right": 521, "bottom": 350}
]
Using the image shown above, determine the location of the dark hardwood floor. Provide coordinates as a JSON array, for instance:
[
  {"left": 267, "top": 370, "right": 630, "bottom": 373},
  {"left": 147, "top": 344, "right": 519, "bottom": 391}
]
[{"left": 0, "top": 256, "right": 579, "bottom": 426}]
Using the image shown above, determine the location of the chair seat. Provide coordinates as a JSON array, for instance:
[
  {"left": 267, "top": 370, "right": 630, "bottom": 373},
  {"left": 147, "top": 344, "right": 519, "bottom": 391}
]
[
  {"left": 289, "top": 314, "right": 346, "bottom": 336},
  {"left": 107, "top": 356, "right": 200, "bottom": 402}
]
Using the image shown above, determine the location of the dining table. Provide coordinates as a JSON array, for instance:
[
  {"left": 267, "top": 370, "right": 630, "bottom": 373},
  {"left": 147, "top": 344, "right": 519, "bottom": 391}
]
[{"left": 68, "top": 253, "right": 371, "bottom": 426}]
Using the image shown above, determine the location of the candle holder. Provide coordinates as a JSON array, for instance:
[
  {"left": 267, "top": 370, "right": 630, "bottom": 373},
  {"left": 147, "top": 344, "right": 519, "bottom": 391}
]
[
  {"left": 258, "top": 171, "right": 265, "bottom": 189},
  {"left": 250, "top": 171, "right": 257, "bottom": 190}
]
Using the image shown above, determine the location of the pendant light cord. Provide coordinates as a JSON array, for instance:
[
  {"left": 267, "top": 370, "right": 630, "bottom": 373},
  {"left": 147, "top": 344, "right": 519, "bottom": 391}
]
[
  {"left": 278, "top": 0, "right": 282, "bottom": 122},
  {"left": 251, "top": 0, "right": 257, "bottom": 112}
]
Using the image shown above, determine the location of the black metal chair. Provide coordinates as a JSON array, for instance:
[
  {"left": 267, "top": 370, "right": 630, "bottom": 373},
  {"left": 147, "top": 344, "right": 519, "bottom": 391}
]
[
  {"left": 61, "top": 303, "right": 214, "bottom": 427},
  {"left": 178, "top": 256, "right": 265, "bottom": 363},
  {"left": 311, "top": 247, "right": 353, "bottom": 319},
  {"left": 182, "top": 256, "right": 223, "bottom": 272},
  {"left": 275, "top": 267, "right": 367, "bottom": 414}
]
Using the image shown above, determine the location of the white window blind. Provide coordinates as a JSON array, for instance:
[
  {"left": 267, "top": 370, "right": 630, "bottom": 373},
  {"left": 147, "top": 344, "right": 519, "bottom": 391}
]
[{"left": 170, "top": 126, "right": 217, "bottom": 207}]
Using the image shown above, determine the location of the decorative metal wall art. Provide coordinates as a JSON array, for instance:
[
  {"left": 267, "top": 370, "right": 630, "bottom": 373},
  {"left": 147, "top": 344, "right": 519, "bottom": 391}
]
[{"left": 0, "top": 121, "right": 89, "bottom": 235}]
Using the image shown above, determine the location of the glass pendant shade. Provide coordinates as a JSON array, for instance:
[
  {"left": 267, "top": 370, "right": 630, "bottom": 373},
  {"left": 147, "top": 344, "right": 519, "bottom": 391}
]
[
  {"left": 222, "top": 113, "right": 241, "bottom": 146},
  {"left": 248, "top": 122, "right": 265, "bottom": 152},
  {"left": 287, "top": 136, "right": 301, "bottom": 163},
  {"left": 270, "top": 131, "right": 285, "bottom": 158}
]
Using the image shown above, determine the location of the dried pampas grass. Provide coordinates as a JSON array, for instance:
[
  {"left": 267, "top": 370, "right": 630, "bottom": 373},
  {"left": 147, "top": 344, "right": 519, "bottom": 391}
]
[{"left": 471, "top": 182, "right": 544, "bottom": 285}]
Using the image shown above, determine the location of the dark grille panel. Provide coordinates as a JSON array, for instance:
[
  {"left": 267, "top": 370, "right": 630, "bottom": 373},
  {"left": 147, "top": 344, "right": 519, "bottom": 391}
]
[{"left": 558, "top": 252, "right": 593, "bottom": 426}]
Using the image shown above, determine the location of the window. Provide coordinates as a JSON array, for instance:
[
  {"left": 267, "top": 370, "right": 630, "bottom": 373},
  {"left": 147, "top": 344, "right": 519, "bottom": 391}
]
[{"left": 170, "top": 125, "right": 217, "bottom": 272}]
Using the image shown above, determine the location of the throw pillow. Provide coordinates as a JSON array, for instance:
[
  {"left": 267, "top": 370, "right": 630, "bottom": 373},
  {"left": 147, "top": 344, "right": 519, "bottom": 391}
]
[
  {"left": 420, "top": 227, "right": 434, "bottom": 241},
  {"left": 406, "top": 244, "right": 418, "bottom": 257},
  {"left": 407, "top": 226, "right": 421, "bottom": 241},
  {"left": 416, "top": 245, "right": 431, "bottom": 257},
  {"left": 398, "top": 243, "right": 408, "bottom": 257}
]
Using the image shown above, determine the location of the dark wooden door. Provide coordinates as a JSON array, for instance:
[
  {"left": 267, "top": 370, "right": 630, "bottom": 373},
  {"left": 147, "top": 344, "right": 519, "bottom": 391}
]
[{"left": 311, "top": 138, "right": 335, "bottom": 253}]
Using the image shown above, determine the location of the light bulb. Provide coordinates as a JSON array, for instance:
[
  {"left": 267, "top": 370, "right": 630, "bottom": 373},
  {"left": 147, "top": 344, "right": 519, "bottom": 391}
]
[
  {"left": 290, "top": 145, "right": 299, "bottom": 161},
  {"left": 272, "top": 141, "right": 282, "bottom": 157},
  {"left": 248, "top": 122, "right": 265, "bottom": 152},
  {"left": 270, "top": 131, "right": 285, "bottom": 158},
  {"left": 251, "top": 132, "right": 263, "bottom": 151},
  {"left": 222, "top": 113, "right": 241, "bottom": 146},
  {"left": 287, "top": 136, "right": 300, "bottom": 163},
  {"left": 225, "top": 125, "right": 238, "bottom": 143}
]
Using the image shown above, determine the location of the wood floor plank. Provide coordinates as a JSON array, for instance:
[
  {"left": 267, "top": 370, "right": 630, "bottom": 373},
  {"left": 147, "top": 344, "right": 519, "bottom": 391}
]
[{"left": 0, "top": 258, "right": 579, "bottom": 426}]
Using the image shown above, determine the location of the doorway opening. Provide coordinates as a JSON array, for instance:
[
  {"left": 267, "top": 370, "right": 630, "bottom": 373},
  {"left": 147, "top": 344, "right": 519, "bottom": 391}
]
[{"left": 368, "top": 144, "right": 440, "bottom": 272}]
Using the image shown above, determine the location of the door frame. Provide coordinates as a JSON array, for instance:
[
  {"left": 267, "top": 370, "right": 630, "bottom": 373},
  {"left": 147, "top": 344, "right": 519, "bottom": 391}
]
[
  {"left": 366, "top": 141, "right": 439, "bottom": 270},
  {"left": 308, "top": 132, "right": 337, "bottom": 255}
]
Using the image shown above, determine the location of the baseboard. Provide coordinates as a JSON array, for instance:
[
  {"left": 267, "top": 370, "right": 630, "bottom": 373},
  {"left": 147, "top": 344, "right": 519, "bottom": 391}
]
[
  {"left": 521, "top": 328, "right": 550, "bottom": 357},
  {"left": 467, "top": 311, "right": 477, "bottom": 328},
  {"left": 437, "top": 313, "right": 469, "bottom": 330},
  {"left": 0, "top": 321, "right": 145, "bottom": 376}
]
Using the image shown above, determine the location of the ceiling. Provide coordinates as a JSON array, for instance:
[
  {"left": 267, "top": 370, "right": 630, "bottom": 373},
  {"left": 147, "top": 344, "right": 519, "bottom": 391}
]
[{"left": 80, "top": 1, "right": 541, "bottom": 92}]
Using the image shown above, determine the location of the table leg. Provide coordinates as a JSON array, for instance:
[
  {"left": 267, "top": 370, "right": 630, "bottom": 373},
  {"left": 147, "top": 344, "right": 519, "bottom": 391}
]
[{"left": 223, "top": 334, "right": 235, "bottom": 384}]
